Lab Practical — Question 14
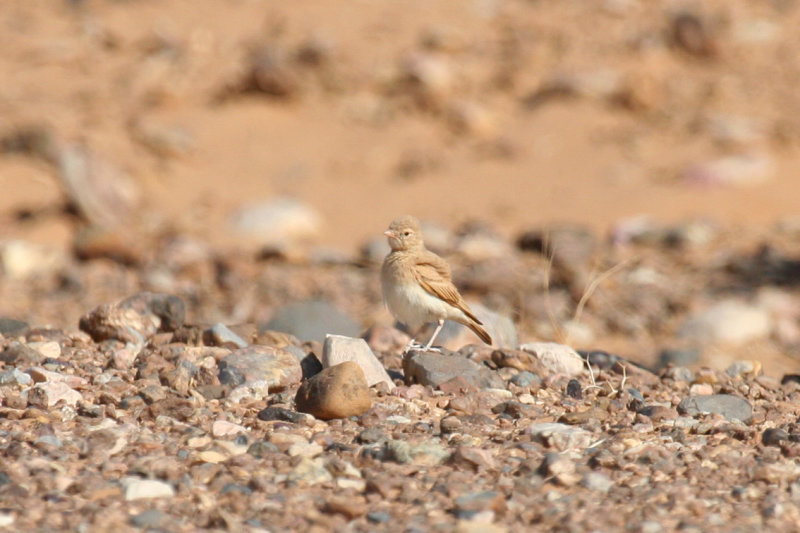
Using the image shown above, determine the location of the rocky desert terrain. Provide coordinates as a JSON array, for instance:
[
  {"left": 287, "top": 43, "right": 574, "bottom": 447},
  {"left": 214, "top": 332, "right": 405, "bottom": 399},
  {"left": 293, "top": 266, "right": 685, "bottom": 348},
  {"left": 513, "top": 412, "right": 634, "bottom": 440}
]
[{"left": 2, "top": 1, "right": 800, "bottom": 531}]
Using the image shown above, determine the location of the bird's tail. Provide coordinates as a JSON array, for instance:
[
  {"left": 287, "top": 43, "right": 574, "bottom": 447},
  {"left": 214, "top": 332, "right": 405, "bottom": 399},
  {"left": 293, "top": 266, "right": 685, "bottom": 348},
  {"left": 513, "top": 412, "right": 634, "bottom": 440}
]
[{"left": 465, "top": 320, "right": 492, "bottom": 346}]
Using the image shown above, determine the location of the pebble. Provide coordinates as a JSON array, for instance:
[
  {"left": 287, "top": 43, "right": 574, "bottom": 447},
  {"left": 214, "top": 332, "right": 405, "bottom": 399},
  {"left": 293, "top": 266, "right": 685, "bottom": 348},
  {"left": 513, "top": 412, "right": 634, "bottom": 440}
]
[
  {"left": 726, "top": 360, "right": 761, "bottom": 378},
  {"left": 257, "top": 406, "right": 307, "bottom": 424},
  {"left": 288, "top": 441, "right": 323, "bottom": 458},
  {"left": 518, "top": 343, "right": 585, "bottom": 376},
  {"left": 677, "top": 394, "right": 753, "bottom": 423},
  {"left": 229, "top": 198, "right": 321, "bottom": 248},
  {"left": 0, "top": 368, "right": 32, "bottom": 386},
  {"left": 288, "top": 457, "right": 333, "bottom": 485},
  {"left": 385, "top": 439, "right": 450, "bottom": 465},
  {"left": 294, "top": 361, "right": 372, "bottom": 420},
  {"left": 204, "top": 323, "right": 249, "bottom": 349},
  {"left": 539, "top": 453, "right": 579, "bottom": 486},
  {"left": 566, "top": 379, "right": 582, "bottom": 399},
  {"left": 263, "top": 300, "right": 360, "bottom": 343},
  {"left": 218, "top": 346, "right": 301, "bottom": 390},
  {"left": 212, "top": 420, "right": 248, "bottom": 438},
  {"left": 509, "top": 371, "right": 541, "bottom": 388},
  {"left": 762, "top": 428, "right": 789, "bottom": 447},
  {"left": 129, "top": 509, "right": 169, "bottom": 529},
  {"left": 25, "top": 381, "right": 82, "bottom": 408},
  {"left": 322, "top": 334, "right": 394, "bottom": 390},
  {"left": 403, "top": 351, "right": 504, "bottom": 389},
  {"left": 528, "top": 423, "right": 593, "bottom": 451},
  {"left": 122, "top": 478, "right": 175, "bottom": 501},
  {"left": 678, "top": 299, "right": 772, "bottom": 345},
  {"left": 582, "top": 472, "right": 614, "bottom": 493}
]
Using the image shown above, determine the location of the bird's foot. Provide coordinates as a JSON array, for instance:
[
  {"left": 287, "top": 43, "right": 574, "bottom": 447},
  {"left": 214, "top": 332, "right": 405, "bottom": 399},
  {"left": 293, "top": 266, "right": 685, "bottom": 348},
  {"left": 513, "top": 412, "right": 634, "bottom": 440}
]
[
  {"left": 402, "top": 339, "right": 425, "bottom": 355},
  {"left": 422, "top": 344, "right": 443, "bottom": 353}
]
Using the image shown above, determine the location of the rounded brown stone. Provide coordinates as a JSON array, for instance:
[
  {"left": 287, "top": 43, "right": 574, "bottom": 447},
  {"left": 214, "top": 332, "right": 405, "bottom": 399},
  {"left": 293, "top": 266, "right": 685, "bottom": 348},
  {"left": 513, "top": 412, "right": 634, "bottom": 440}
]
[{"left": 294, "top": 361, "right": 372, "bottom": 420}]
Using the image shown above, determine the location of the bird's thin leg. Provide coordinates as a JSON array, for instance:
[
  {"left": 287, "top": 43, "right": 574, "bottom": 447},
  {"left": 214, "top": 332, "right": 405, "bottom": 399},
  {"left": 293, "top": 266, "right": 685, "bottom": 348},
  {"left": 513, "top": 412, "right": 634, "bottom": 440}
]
[
  {"left": 401, "top": 337, "right": 418, "bottom": 354},
  {"left": 423, "top": 319, "right": 445, "bottom": 351}
]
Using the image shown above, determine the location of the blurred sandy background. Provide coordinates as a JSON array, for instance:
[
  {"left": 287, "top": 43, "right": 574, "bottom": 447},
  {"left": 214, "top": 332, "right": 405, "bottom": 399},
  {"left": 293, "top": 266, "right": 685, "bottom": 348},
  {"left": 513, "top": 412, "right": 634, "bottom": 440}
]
[{"left": 2, "top": 0, "right": 800, "bottom": 254}]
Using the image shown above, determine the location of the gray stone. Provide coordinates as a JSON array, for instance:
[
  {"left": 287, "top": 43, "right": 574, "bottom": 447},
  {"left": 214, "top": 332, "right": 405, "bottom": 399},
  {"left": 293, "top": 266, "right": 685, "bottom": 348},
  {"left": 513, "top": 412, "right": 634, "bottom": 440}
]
[
  {"left": 677, "top": 394, "right": 753, "bottom": 423},
  {"left": 678, "top": 299, "right": 771, "bottom": 345},
  {"left": 322, "top": 334, "right": 394, "bottom": 390},
  {"left": 528, "top": 422, "right": 593, "bottom": 451},
  {"left": 218, "top": 345, "right": 302, "bottom": 391},
  {"left": 0, "top": 318, "right": 29, "bottom": 337},
  {"left": 510, "top": 371, "right": 541, "bottom": 388},
  {"left": 657, "top": 348, "right": 700, "bottom": 369},
  {"left": 130, "top": 509, "right": 169, "bottom": 529},
  {"left": 263, "top": 300, "right": 360, "bottom": 343},
  {"left": 403, "top": 351, "right": 504, "bottom": 389},
  {"left": 0, "top": 368, "right": 33, "bottom": 386},
  {"left": 518, "top": 342, "right": 585, "bottom": 376}
]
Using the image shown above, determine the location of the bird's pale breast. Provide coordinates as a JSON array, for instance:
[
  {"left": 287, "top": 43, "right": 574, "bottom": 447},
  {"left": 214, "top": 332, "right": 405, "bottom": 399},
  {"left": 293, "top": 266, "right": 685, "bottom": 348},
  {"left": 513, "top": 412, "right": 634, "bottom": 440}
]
[{"left": 382, "top": 252, "right": 467, "bottom": 329}]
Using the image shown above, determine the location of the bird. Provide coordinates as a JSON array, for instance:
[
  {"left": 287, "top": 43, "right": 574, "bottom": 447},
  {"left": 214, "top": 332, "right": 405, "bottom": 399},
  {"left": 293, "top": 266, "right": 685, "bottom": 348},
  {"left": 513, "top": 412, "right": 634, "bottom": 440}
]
[{"left": 381, "top": 214, "right": 492, "bottom": 352}]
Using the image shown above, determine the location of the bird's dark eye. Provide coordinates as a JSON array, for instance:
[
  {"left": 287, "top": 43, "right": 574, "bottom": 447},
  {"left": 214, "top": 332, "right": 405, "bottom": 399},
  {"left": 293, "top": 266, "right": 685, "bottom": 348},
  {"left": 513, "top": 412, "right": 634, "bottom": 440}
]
[{"left": 403, "top": 231, "right": 411, "bottom": 236}]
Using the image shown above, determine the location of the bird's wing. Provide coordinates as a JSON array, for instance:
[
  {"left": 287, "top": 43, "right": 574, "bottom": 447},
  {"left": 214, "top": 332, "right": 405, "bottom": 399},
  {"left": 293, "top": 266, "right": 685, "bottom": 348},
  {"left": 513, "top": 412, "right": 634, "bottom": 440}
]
[{"left": 413, "top": 252, "right": 484, "bottom": 325}]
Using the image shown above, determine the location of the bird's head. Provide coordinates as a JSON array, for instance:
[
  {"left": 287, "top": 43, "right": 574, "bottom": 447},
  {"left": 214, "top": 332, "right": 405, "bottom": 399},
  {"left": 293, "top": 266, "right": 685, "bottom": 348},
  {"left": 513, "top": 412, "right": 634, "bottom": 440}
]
[{"left": 384, "top": 215, "right": 424, "bottom": 251}]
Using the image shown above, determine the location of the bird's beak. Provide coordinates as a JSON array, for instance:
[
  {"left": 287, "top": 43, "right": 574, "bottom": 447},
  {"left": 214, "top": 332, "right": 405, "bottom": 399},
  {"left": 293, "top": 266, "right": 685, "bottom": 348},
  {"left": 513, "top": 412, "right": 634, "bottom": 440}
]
[{"left": 383, "top": 230, "right": 394, "bottom": 238}]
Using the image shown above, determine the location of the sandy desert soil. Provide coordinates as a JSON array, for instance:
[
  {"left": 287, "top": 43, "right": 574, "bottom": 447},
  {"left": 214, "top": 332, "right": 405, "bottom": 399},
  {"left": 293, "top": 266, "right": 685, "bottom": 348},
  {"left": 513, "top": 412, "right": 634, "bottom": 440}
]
[{"left": 2, "top": 1, "right": 800, "bottom": 531}]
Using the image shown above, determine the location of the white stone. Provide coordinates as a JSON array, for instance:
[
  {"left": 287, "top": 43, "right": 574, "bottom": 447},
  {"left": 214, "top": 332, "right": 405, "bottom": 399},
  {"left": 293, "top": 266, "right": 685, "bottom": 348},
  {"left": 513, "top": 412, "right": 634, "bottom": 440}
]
[
  {"left": 288, "top": 441, "right": 323, "bottom": 458},
  {"left": 212, "top": 420, "right": 248, "bottom": 438},
  {"left": 28, "top": 341, "right": 61, "bottom": 359},
  {"left": 323, "top": 334, "right": 394, "bottom": 390},
  {"left": 123, "top": 478, "right": 175, "bottom": 501},
  {"left": 519, "top": 342, "right": 585, "bottom": 376}
]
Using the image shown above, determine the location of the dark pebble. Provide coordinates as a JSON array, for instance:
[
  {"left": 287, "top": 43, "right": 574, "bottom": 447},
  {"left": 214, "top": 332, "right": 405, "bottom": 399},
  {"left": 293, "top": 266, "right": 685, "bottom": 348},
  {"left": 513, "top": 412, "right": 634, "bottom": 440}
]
[
  {"left": 566, "top": 379, "right": 582, "bottom": 399},
  {"left": 781, "top": 374, "right": 800, "bottom": 386},
  {"left": 763, "top": 428, "right": 789, "bottom": 447},
  {"left": 257, "top": 406, "right": 305, "bottom": 424}
]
